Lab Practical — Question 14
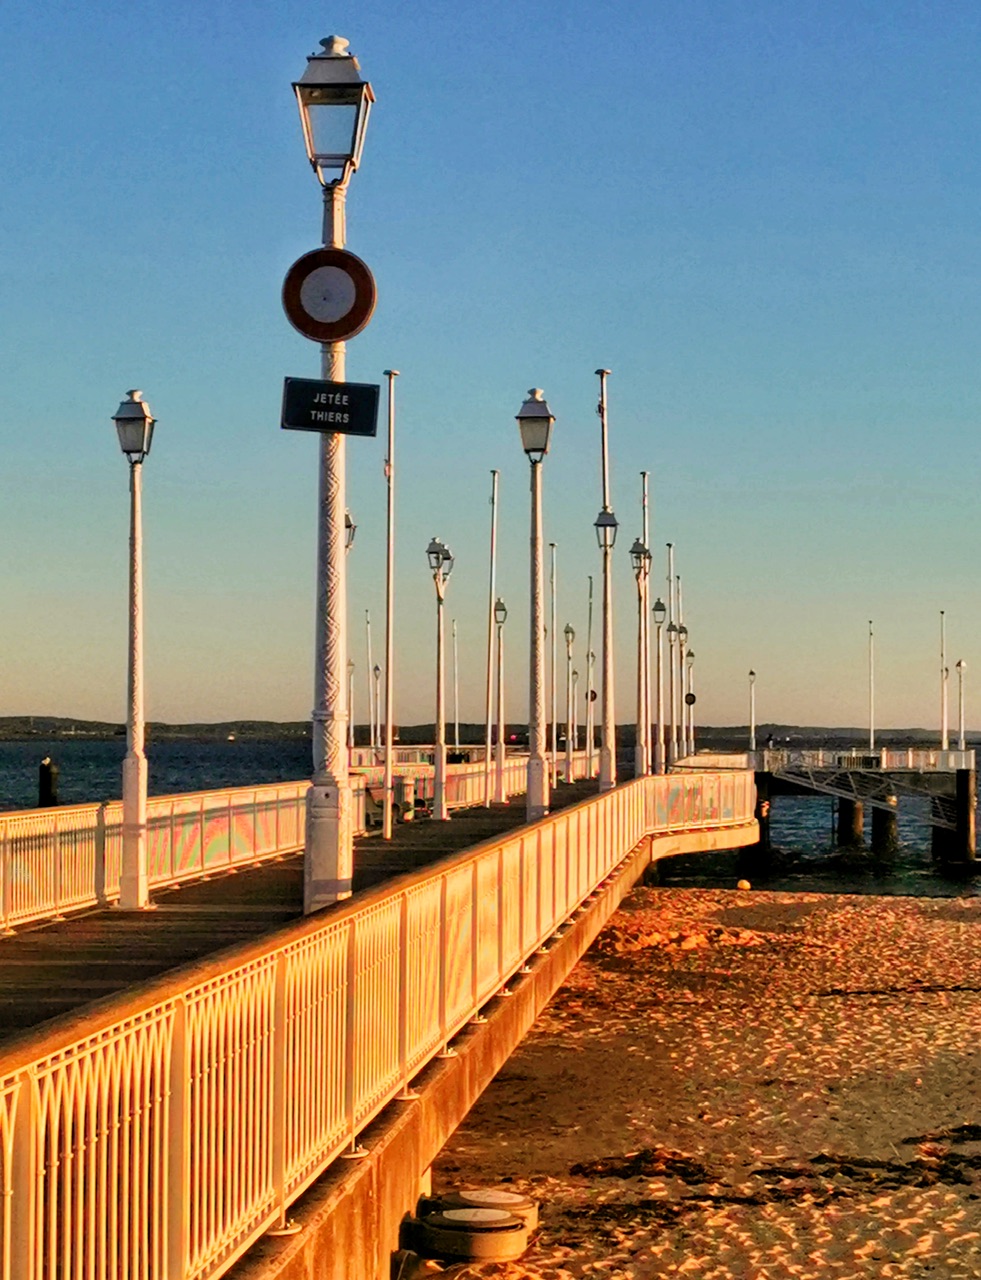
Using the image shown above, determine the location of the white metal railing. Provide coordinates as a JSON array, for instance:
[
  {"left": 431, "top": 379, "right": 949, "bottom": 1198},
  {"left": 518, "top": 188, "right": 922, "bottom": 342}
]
[
  {"left": 675, "top": 748, "right": 977, "bottom": 773},
  {"left": 0, "top": 781, "right": 315, "bottom": 935},
  {"left": 0, "top": 769, "right": 753, "bottom": 1280},
  {"left": 0, "top": 755, "right": 595, "bottom": 935}
]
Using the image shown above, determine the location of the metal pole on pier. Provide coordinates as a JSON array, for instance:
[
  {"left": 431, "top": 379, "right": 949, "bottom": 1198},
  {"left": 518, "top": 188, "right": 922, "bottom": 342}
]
[
  {"left": 494, "top": 599, "right": 507, "bottom": 803},
  {"left": 483, "top": 471, "right": 500, "bottom": 806},
  {"left": 941, "top": 610, "right": 949, "bottom": 751},
  {"left": 427, "top": 538, "right": 454, "bottom": 819},
  {"left": 595, "top": 369, "right": 618, "bottom": 792},
  {"left": 550, "top": 542, "right": 558, "bottom": 786},
  {"left": 957, "top": 659, "right": 967, "bottom": 752},
  {"left": 641, "top": 472, "right": 652, "bottom": 773},
  {"left": 516, "top": 389, "right": 555, "bottom": 821},
  {"left": 869, "top": 620, "right": 875, "bottom": 753},
  {"left": 452, "top": 618, "right": 460, "bottom": 750},
  {"left": 382, "top": 369, "right": 398, "bottom": 838},
  {"left": 653, "top": 598, "right": 666, "bottom": 772},
  {"left": 365, "top": 611, "right": 375, "bottom": 751},
  {"left": 666, "top": 545, "right": 677, "bottom": 764},
  {"left": 113, "top": 390, "right": 155, "bottom": 911},
  {"left": 585, "top": 576, "right": 595, "bottom": 775},
  {"left": 749, "top": 669, "right": 757, "bottom": 754}
]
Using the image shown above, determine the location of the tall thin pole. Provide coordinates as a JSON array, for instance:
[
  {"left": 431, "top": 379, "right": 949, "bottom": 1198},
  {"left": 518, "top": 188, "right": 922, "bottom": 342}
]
[
  {"left": 641, "top": 472, "right": 651, "bottom": 774},
  {"left": 666, "top": 544, "right": 677, "bottom": 763},
  {"left": 306, "top": 181, "right": 355, "bottom": 912},
  {"left": 382, "top": 369, "right": 398, "bottom": 839},
  {"left": 585, "top": 577, "right": 595, "bottom": 776},
  {"left": 435, "top": 585, "right": 447, "bottom": 819},
  {"left": 528, "top": 458, "right": 550, "bottom": 820},
  {"left": 549, "top": 542, "right": 558, "bottom": 785},
  {"left": 452, "top": 618, "right": 460, "bottom": 749},
  {"left": 749, "top": 670, "right": 757, "bottom": 754},
  {"left": 596, "top": 368, "right": 617, "bottom": 791},
  {"left": 495, "top": 606, "right": 507, "bottom": 803},
  {"left": 957, "top": 659, "right": 967, "bottom": 751},
  {"left": 572, "top": 669, "right": 579, "bottom": 761},
  {"left": 347, "top": 661, "right": 355, "bottom": 750},
  {"left": 365, "top": 610, "right": 374, "bottom": 751},
  {"left": 654, "top": 611, "right": 665, "bottom": 773},
  {"left": 120, "top": 457, "right": 149, "bottom": 909},
  {"left": 677, "top": 574, "right": 687, "bottom": 755},
  {"left": 868, "top": 619, "right": 875, "bottom": 753},
  {"left": 564, "top": 627, "right": 574, "bottom": 782},
  {"left": 483, "top": 471, "right": 500, "bottom": 806},
  {"left": 941, "top": 610, "right": 949, "bottom": 750}
]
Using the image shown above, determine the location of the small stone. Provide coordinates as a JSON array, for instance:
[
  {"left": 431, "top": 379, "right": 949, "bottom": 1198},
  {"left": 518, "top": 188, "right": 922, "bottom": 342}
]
[{"left": 736, "top": 879, "right": 751, "bottom": 890}]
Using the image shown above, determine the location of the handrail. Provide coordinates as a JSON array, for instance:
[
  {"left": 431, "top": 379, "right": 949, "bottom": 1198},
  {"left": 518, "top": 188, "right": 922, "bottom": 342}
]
[
  {"left": 0, "top": 769, "right": 753, "bottom": 1280},
  {"left": 0, "top": 754, "right": 594, "bottom": 934}
]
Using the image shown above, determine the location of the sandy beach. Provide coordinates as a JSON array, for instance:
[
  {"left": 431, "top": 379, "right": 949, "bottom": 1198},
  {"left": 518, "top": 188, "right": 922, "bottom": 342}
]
[{"left": 429, "top": 885, "right": 981, "bottom": 1278}]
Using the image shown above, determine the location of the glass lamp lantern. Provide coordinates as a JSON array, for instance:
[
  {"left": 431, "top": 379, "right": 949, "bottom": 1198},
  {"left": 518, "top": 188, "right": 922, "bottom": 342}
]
[
  {"left": 426, "top": 537, "right": 445, "bottom": 574},
  {"left": 629, "top": 537, "right": 651, "bottom": 576},
  {"left": 652, "top": 598, "right": 667, "bottom": 626},
  {"left": 515, "top": 388, "right": 555, "bottom": 461},
  {"left": 564, "top": 622, "right": 575, "bottom": 648},
  {"left": 494, "top": 598, "right": 508, "bottom": 626},
  {"left": 749, "top": 669, "right": 756, "bottom": 684},
  {"left": 686, "top": 649, "right": 695, "bottom": 670},
  {"left": 294, "top": 35, "right": 375, "bottom": 186},
  {"left": 594, "top": 509, "right": 618, "bottom": 549},
  {"left": 113, "top": 390, "right": 155, "bottom": 463},
  {"left": 345, "top": 509, "right": 356, "bottom": 549}
]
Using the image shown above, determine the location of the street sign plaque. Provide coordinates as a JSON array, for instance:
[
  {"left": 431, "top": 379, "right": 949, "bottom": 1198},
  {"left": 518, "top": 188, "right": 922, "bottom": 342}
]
[{"left": 281, "top": 377, "right": 380, "bottom": 437}]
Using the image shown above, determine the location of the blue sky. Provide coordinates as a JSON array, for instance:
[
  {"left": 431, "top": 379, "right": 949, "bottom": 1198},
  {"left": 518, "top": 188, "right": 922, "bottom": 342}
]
[{"left": 2, "top": 0, "right": 981, "bottom": 730}]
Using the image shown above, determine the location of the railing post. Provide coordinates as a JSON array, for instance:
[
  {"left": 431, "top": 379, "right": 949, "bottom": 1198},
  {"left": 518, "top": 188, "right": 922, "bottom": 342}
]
[
  {"left": 269, "top": 952, "right": 291, "bottom": 1229},
  {"left": 1, "top": 817, "right": 11, "bottom": 934},
  {"left": 52, "top": 810, "right": 64, "bottom": 920},
  {"left": 167, "top": 996, "right": 190, "bottom": 1280},
  {"left": 344, "top": 919, "right": 365, "bottom": 1154},
  {"left": 95, "top": 803, "right": 108, "bottom": 905},
  {"left": 8, "top": 1071, "right": 38, "bottom": 1279}
]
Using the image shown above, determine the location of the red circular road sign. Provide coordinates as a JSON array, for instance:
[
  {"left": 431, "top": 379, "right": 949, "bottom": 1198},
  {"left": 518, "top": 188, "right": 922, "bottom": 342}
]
[{"left": 282, "top": 247, "right": 377, "bottom": 343}]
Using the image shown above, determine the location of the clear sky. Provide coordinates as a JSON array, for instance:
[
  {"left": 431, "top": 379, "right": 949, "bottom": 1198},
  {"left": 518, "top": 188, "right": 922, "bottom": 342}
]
[{"left": 2, "top": 0, "right": 980, "bottom": 731}]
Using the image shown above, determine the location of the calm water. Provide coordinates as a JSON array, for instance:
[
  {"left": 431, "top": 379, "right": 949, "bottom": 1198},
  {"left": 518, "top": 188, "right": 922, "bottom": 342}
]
[
  {"left": 2, "top": 742, "right": 976, "bottom": 897},
  {"left": 0, "top": 738, "right": 311, "bottom": 811},
  {"left": 663, "top": 792, "right": 980, "bottom": 899}
]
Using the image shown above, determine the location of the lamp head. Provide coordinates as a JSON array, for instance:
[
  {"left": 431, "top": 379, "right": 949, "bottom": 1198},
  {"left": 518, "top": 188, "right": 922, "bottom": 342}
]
[
  {"left": 515, "top": 388, "right": 555, "bottom": 462},
  {"left": 494, "top": 597, "right": 508, "bottom": 626},
  {"left": 345, "top": 509, "right": 356, "bottom": 549},
  {"left": 652, "top": 597, "right": 667, "bottom": 626},
  {"left": 293, "top": 35, "right": 375, "bottom": 187},
  {"left": 749, "top": 669, "right": 756, "bottom": 684},
  {"left": 594, "top": 508, "right": 618, "bottom": 549},
  {"left": 564, "top": 622, "right": 575, "bottom": 646},
  {"left": 112, "top": 389, "right": 155, "bottom": 463},
  {"left": 629, "top": 537, "right": 650, "bottom": 574}
]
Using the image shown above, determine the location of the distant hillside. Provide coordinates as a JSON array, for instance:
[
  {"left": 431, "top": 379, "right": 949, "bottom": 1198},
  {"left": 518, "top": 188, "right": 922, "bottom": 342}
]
[{"left": 0, "top": 717, "right": 970, "bottom": 749}]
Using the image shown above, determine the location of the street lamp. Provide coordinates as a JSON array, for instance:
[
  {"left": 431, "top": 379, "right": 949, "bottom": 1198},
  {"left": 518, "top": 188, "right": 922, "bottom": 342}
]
[
  {"left": 677, "top": 622, "right": 689, "bottom": 758},
  {"left": 345, "top": 509, "right": 356, "bottom": 550},
  {"left": 564, "top": 623, "right": 575, "bottom": 782},
  {"left": 516, "top": 388, "right": 555, "bottom": 821},
  {"left": 630, "top": 538, "right": 651, "bottom": 777},
  {"left": 113, "top": 390, "right": 155, "bottom": 911},
  {"left": 685, "top": 648, "right": 695, "bottom": 755},
  {"left": 595, "top": 368, "right": 617, "bottom": 792},
  {"left": 427, "top": 537, "right": 454, "bottom": 819},
  {"left": 289, "top": 35, "right": 376, "bottom": 913},
  {"left": 372, "top": 664, "right": 381, "bottom": 756},
  {"left": 572, "top": 668, "right": 580, "bottom": 763},
  {"left": 748, "top": 669, "right": 757, "bottom": 754},
  {"left": 652, "top": 598, "right": 666, "bottom": 773},
  {"left": 494, "top": 598, "right": 508, "bottom": 803},
  {"left": 957, "top": 659, "right": 967, "bottom": 751},
  {"left": 666, "top": 620, "right": 678, "bottom": 765}
]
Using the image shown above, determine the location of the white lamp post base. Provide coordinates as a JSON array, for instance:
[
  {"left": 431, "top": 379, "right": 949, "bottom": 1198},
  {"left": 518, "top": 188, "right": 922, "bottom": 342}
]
[
  {"left": 119, "top": 750, "right": 150, "bottom": 910},
  {"left": 305, "top": 781, "right": 355, "bottom": 911},
  {"left": 526, "top": 755, "right": 550, "bottom": 822}
]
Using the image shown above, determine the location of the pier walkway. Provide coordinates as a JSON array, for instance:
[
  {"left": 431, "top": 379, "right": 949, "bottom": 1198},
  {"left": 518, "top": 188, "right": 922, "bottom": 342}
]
[
  {"left": 0, "top": 779, "right": 598, "bottom": 1041},
  {"left": 0, "top": 769, "right": 756, "bottom": 1280}
]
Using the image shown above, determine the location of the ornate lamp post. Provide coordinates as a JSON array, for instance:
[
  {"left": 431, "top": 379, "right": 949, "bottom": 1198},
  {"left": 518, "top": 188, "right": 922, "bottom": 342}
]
[
  {"left": 749, "top": 669, "right": 757, "bottom": 754},
  {"left": 494, "top": 598, "right": 508, "bottom": 803},
  {"left": 652, "top": 597, "right": 666, "bottom": 773},
  {"left": 347, "top": 660, "right": 355, "bottom": 749},
  {"left": 630, "top": 538, "right": 651, "bottom": 777},
  {"left": 427, "top": 537, "right": 454, "bottom": 819},
  {"left": 287, "top": 35, "right": 376, "bottom": 912},
  {"left": 516, "top": 389, "right": 555, "bottom": 821},
  {"left": 957, "top": 659, "right": 967, "bottom": 751},
  {"left": 113, "top": 390, "right": 155, "bottom": 911},
  {"left": 564, "top": 623, "right": 576, "bottom": 781},
  {"left": 595, "top": 368, "right": 618, "bottom": 791},
  {"left": 382, "top": 368, "right": 398, "bottom": 838},
  {"left": 572, "top": 668, "right": 580, "bottom": 763},
  {"left": 666, "top": 620, "right": 678, "bottom": 764}
]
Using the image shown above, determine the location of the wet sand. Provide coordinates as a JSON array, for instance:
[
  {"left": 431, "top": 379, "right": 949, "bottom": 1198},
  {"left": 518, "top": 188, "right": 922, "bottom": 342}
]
[{"left": 430, "top": 887, "right": 981, "bottom": 1278}]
